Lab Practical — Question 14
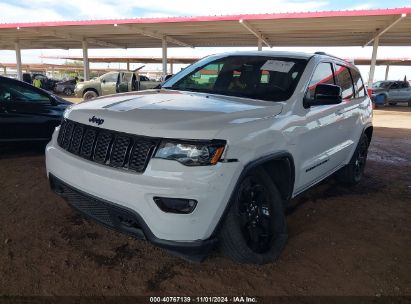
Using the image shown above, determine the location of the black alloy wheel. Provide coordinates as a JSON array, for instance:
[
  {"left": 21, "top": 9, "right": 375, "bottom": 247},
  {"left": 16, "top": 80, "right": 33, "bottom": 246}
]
[
  {"left": 220, "top": 168, "right": 287, "bottom": 264},
  {"left": 353, "top": 136, "right": 368, "bottom": 181},
  {"left": 237, "top": 176, "right": 273, "bottom": 254}
]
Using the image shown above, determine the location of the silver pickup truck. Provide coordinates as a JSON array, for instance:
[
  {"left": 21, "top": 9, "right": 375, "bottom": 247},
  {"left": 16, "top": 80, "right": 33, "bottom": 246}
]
[
  {"left": 371, "top": 80, "right": 411, "bottom": 106},
  {"left": 74, "top": 71, "right": 160, "bottom": 100}
]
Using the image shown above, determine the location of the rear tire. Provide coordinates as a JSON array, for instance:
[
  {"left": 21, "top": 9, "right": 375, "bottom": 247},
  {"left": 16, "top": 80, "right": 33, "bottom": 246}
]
[
  {"left": 336, "top": 133, "right": 369, "bottom": 185},
  {"left": 83, "top": 90, "right": 98, "bottom": 101},
  {"left": 389, "top": 102, "right": 397, "bottom": 106},
  {"left": 220, "top": 168, "right": 287, "bottom": 264}
]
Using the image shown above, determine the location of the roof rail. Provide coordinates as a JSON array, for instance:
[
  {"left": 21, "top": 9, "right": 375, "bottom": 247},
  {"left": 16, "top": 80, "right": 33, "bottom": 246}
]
[{"left": 314, "top": 51, "right": 350, "bottom": 64}]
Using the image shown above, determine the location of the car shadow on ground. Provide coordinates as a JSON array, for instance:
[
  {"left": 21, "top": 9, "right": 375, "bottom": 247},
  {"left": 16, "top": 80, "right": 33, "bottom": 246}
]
[{"left": 0, "top": 142, "right": 47, "bottom": 159}]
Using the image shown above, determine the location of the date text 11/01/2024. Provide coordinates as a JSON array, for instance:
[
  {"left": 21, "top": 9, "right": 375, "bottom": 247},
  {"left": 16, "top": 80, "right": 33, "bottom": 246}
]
[{"left": 149, "top": 296, "right": 258, "bottom": 303}]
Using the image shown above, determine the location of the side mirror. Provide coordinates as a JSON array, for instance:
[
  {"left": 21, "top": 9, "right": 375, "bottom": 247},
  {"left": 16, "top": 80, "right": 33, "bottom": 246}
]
[
  {"left": 164, "top": 74, "right": 173, "bottom": 81},
  {"left": 304, "top": 84, "right": 342, "bottom": 108}
]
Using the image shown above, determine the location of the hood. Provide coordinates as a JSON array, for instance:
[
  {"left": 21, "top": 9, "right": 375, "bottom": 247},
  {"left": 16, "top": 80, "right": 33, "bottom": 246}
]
[
  {"left": 77, "top": 79, "right": 99, "bottom": 86},
  {"left": 65, "top": 90, "right": 283, "bottom": 139}
]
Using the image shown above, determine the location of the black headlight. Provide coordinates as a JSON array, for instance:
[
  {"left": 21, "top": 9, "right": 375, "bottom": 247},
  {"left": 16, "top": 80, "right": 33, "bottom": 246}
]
[{"left": 154, "top": 140, "right": 226, "bottom": 166}]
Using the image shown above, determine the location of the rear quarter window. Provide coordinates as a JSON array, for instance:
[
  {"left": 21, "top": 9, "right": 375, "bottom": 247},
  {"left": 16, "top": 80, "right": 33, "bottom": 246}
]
[
  {"left": 350, "top": 69, "right": 366, "bottom": 98},
  {"left": 335, "top": 65, "right": 354, "bottom": 100}
]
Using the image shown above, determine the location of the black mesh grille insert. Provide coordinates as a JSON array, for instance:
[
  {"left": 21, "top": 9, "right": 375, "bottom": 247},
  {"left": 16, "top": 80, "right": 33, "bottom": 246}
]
[
  {"left": 69, "top": 125, "right": 84, "bottom": 154},
  {"left": 57, "top": 119, "right": 158, "bottom": 173},
  {"left": 93, "top": 133, "right": 113, "bottom": 163},
  {"left": 129, "top": 140, "right": 155, "bottom": 172},
  {"left": 80, "top": 128, "right": 97, "bottom": 159},
  {"left": 110, "top": 136, "right": 131, "bottom": 167},
  {"left": 61, "top": 121, "right": 74, "bottom": 149}
]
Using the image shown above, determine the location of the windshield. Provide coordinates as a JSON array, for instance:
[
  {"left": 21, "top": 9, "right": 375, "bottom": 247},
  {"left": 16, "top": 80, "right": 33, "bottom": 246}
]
[{"left": 162, "top": 55, "right": 307, "bottom": 102}]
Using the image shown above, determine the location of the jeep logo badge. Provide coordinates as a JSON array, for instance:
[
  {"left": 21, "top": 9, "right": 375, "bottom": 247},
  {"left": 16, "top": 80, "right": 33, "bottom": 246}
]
[{"left": 89, "top": 116, "right": 104, "bottom": 125}]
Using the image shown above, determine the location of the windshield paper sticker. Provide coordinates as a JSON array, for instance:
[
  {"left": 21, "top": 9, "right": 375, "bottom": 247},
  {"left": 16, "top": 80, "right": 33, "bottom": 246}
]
[{"left": 261, "top": 60, "right": 294, "bottom": 73}]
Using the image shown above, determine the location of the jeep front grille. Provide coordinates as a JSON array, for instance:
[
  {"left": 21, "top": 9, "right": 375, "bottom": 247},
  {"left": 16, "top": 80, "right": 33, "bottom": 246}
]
[{"left": 57, "top": 119, "right": 159, "bottom": 173}]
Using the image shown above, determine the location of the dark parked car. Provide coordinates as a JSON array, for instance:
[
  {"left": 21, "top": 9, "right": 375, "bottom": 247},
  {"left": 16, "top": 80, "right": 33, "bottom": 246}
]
[
  {"left": 0, "top": 76, "right": 72, "bottom": 142},
  {"left": 22, "top": 73, "right": 60, "bottom": 91},
  {"left": 54, "top": 78, "right": 76, "bottom": 96}
]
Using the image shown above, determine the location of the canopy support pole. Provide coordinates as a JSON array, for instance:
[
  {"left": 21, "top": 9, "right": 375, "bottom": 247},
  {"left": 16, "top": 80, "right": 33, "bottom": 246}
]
[
  {"left": 127, "top": 61, "right": 130, "bottom": 71},
  {"left": 82, "top": 39, "right": 90, "bottom": 81},
  {"left": 258, "top": 38, "right": 263, "bottom": 51},
  {"left": 368, "top": 37, "right": 379, "bottom": 88},
  {"left": 385, "top": 65, "right": 390, "bottom": 80},
  {"left": 170, "top": 62, "right": 174, "bottom": 74},
  {"left": 15, "top": 41, "right": 22, "bottom": 81},
  {"left": 162, "top": 37, "right": 167, "bottom": 78},
  {"left": 3, "top": 66, "right": 6, "bottom": 75}
]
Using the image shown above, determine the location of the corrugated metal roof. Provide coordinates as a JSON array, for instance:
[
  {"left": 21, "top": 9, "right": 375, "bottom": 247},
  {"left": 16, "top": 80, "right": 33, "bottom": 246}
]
[{"left": 0, "top": 8, "right": 410, "bottom": 49}]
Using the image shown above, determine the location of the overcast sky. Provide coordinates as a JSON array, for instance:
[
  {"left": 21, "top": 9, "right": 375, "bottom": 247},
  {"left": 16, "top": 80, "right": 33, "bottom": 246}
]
[{"left": 1, "top": 0, "right": 411, "bottom": 81}]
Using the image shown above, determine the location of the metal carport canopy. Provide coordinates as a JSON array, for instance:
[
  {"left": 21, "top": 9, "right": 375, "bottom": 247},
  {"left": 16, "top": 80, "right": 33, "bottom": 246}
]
[
  {"left": 0, "top": 8, "right": 410, "bottom": 49},
  {"left": 40, "top": 55, "right": 200, "bottom": 64}
]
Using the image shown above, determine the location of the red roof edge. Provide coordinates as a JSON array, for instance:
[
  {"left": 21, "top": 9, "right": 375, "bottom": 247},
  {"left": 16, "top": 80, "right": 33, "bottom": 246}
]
[{"left": 0, "top": 7, "right": 410, "bottom": 29}]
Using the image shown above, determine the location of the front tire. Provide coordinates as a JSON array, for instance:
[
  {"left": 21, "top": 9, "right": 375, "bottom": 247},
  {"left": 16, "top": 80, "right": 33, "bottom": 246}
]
[
  {"left": 336, "top": 133, "right": 369, "bottom": 185},
  {"left": 63, "top": 88, "right": 73, "bottom": 96},
  {"left": 83, "top": 90, "right": 98, "bottom": 101},
  {"left": 220, "top": 168, "right": 287, "bottom": 264}
]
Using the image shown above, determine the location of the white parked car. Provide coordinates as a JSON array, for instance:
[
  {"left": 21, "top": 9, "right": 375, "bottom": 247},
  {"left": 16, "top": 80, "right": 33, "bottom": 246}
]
[{"left": 46, "top": 51, "right": 373, "bottom": 264}]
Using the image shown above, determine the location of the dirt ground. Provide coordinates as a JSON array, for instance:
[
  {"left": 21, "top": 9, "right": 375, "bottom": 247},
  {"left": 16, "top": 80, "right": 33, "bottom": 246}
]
[{"left": 0, "top": 106, "right": 410, "bottom": 297}]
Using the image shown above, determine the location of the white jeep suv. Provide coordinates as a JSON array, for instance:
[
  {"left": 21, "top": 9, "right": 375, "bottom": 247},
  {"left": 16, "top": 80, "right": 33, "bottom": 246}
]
[{"left": 46, "top": 51, "right": 373, "bottom": 264}]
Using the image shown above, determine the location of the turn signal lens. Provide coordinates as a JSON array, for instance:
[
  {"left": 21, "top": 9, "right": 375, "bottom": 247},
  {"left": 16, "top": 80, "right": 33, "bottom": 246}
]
[{"left": 210, "top": 146, "right": 225, "bottom": 165}]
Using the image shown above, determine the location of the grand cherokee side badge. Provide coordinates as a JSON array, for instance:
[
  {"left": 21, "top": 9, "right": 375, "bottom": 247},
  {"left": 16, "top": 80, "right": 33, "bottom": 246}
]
[{"left": 89, "top": 116, "right": 104, "bottom": 125}]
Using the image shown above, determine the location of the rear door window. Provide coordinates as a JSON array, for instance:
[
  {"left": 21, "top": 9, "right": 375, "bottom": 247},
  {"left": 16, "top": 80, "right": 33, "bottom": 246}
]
[
  {"left": 306, "top": 62, "right": 335, "bottom": 99},
  {"left": 335, "top": 65, "right": 354, "bottom": 100}
]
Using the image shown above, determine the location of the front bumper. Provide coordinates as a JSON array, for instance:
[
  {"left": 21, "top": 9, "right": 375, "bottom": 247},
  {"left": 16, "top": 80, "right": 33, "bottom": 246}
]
[
  {"left": 49, "top": 174, "right": 215, "bottom": 261},
  {"left": 74, "top": 87, "right": 83, "bottom": 98},
  {"left": 45, "top": 128, "right": 241, "bottom": 255}
]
